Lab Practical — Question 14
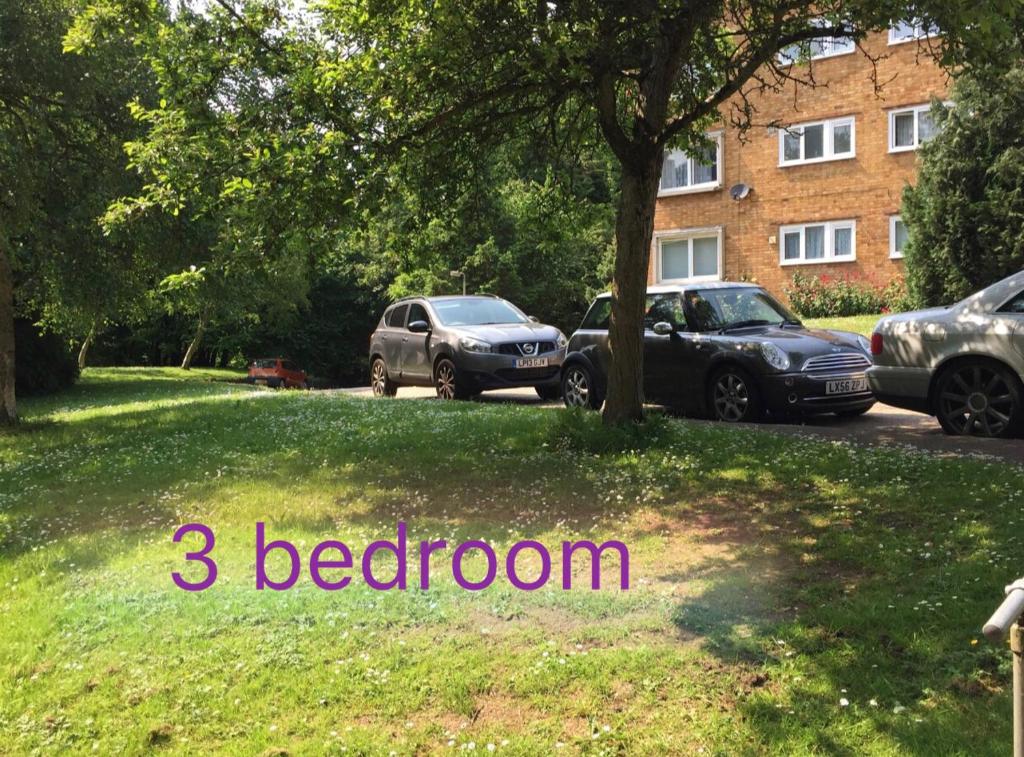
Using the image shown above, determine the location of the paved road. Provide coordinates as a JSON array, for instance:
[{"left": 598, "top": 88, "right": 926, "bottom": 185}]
[{"left": 341, "top": 385, "right": 1024, "bottom": 464}]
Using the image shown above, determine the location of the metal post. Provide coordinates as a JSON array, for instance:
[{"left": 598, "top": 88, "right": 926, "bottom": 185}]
[
  {"left": 450, "top": 269, "right": 466, "bottom": 295},
  {"left": 1014, "top": 624, "right": 1024, "bottom": 757}
]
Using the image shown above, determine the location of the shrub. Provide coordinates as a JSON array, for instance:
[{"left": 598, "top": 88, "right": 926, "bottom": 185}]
[
  {"left": 902, "top": 72, "right": 1024, "bottom": 305},
  {"left": 15, "top": 319, "right": 79, "bottom": 396},
  {"left": 784, "top": 272, "right": 911, "bottom": 318}
]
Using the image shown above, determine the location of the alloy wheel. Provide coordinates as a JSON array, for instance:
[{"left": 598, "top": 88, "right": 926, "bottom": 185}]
[
  {"left": 938, "top": 364, "right": 1017, "bottom": 437},
  {"left": 371, "top": 359, "right": 388, "bottom": 397},
  {"left": 563, "top": 367, "right": 590, "bottom": 408},
  {"left": 435, "top": 361, "right": 456, "bottom": 400},
  {"left": 713, "top": 373, "right": 750, "bottom": 422}
]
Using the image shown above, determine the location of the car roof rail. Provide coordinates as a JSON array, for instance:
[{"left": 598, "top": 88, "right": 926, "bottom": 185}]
[{"left": 390, "top": 295, "right": 422, "bottom": 305}]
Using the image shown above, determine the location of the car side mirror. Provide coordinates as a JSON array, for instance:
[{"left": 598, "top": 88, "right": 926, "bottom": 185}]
[
  {"left": 652, "top": 321, "right": 675, "bottom": 336},
  {"left": 408, "top": 320, "right": 430, "bottom": 333},
  {"left": 528, "top": 315, "right": 539, "bottom": 323}
]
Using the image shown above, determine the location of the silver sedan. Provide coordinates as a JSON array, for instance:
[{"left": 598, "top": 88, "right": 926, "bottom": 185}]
[{"left": 867, "top": 271, "right": 1024, "bottom": 438}]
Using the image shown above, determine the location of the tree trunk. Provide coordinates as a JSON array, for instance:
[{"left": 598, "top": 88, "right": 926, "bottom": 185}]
[
  {"left": 180, "top": 314, "right": 207, "bottom": 370},
  {"left": 77, "top": 322, "right": 97, "bottom": 371},
  {"left": 601, "top": 160, "right": 663, "bottom": 425},
  {"left": 0, "top": 231, "right": 16, "bottom": 426}
]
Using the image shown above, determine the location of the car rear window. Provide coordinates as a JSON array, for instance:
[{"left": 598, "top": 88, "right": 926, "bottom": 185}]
[
  {"left": 254, "top": 359, "right": 277, "bottom": 369},
  {"left": 644, "top": 294, "right": 686, "bottom": 330},
  {"left": 580, "top": 298, "right": 611, "bottom": 330},
  {"left": 407, "top": 303, "right": 430, "bottom": 326},
  {"left": 385, "top": 304, "right": 409, "bottom": 328},
  {"left": 999, "top": 289, "right": 1024, "bottom": 313}
]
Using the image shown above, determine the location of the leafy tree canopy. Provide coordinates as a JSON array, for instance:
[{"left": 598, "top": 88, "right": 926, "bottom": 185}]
[{"left": 903, "top": 67, "right": 1024, "bottom": 305}]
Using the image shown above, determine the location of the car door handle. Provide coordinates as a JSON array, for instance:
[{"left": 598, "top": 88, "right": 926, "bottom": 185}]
[{"left": 402, "top": 337, "right": 409, "bottom": 343}]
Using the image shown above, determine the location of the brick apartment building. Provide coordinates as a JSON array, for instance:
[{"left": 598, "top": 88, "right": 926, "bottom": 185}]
[{"left": 650, "top": 21, "right": 947, "bottom": 300}]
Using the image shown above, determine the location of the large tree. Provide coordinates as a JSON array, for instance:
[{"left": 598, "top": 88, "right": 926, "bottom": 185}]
[
  {"left": 902, "top": 67, "right": 1024, "bottom": 306},
  {"left": 317, "top": 0, "right": 1014, "bottom": 423},
  {"left": 0, "top": 0, "right": 154, "bottom": 423}
]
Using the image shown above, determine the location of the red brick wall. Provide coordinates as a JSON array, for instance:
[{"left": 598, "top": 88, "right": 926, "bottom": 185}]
[{"left": 650, "top": 31, "right": 949, "bottom": 301}]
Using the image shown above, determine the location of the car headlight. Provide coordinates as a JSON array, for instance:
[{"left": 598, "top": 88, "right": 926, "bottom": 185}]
[
  {"left": 556, "top": 331, "right": 568, "bottom": 348},
  {"left": 759, "top": 342, "right": 791, "bottom": 371},
  {"left": 458, "top": 336, "right": 492, "bottom": 353},
  {"left": 857, "top": 335, "right": 871, "bottom": 353}
]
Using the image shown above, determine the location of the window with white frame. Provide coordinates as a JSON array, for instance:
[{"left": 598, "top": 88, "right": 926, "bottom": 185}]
[
  {"left": 659, "top": 135, "right": 722, "bottom": 195},
  {"left": 889, "top": 103, "right": 946, "bottom": 151},
  {"left": 779, "top": 220, "right": 856, "bottom": 265},
  {"left": 778, "top": 19, "right": 855, "bottom": 64},
  {"left": 656, "top": 229, "right": 722, "bottom": 282},
  {"left": 779, "top": 117, "right": 855, "bottom": 166},
  {"left": 889, "top": 18, "right": 939, "bottom": 44},
  {"left": 890, "top": 216, "right": 909, "bottom": 258}
]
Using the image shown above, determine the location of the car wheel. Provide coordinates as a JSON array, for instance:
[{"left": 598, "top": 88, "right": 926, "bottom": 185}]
[
  {"left": 562, "top": 364, "right": 602, "bottom": 410},
  {"left": 935, "top": 361, "right": 1022, "bottom": 438},
  {"left": 434, "top": 357, "right": 469, "bottom": 400},
  {"left": 370, "top": 357, "right": 397, "bottom": 398},
  {"left": 535, "top": 384, "right": 561, "bottom": 401},
  {"left": 709, "top": 367, "right": 762, "bottom": 423},
  {"left": 277, "top": 378, "right": 288, "bottom": 389}
]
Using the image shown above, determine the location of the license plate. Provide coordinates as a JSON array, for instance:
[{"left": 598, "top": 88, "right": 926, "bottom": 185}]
[
  {"left": 826, "top": 377, "right": 868, "bottom": 395},
  {"left": 515, "top": 357, "right": 549, "bottom": 369}
]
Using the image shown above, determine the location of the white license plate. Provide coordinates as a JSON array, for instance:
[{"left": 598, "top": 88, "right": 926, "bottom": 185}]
[
  {"left": 826, "top": 377, "right": 868, "bottom": 395},
  {"left": 515, "top": 357, "right": 549, "bottom": 369}
]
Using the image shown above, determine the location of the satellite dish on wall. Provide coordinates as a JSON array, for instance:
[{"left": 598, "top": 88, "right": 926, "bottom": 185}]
[{"left": 730, "top": 183, "right": 751, "bottom": 201}]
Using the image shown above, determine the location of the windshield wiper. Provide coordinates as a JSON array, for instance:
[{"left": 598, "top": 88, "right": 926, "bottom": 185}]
[{"left": 720, "top": 319, "right": 771, "bottom": 332}]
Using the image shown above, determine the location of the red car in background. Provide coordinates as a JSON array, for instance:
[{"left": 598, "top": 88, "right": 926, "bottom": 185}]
[{"left": 247, "top": 358, "right": 308, "bottom": 389}]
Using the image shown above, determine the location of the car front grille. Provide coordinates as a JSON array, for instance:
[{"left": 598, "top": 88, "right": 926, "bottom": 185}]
[
  {"left": 801, "top": 353, "right": 871, "bottom": 373},
  {"left": 497, "top": 341, "right": 557, "bottom": 356}
]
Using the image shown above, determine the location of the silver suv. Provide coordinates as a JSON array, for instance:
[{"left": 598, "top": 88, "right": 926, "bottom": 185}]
[{"left": 369, "top": 295, "right": 567, "bottom": 400}]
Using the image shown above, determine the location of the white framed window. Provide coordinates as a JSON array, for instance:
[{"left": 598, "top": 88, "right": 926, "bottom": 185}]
[
  {"left": 659, "top": 133, "right": 722, "bottom": 196},
  {"left": 890, "top": 215, "right": 908, "bottom": 259},
  {"left": 889, "top": 19, "right": 939, "bottom": 45},
  {"left": 779, "top": 220, "right": 856, "bottom": 266},
  {"left": 655, "top": 227, "right": 723, "bottom": 283},
  {"left": 888, "top": 103, "right": 947, "bottom": 152},
  {"left": 778, "top": 19, "right": 855, "bottom": 64},
  {"left": 778, "top": 117, "right": 855, "bottom": 166}
]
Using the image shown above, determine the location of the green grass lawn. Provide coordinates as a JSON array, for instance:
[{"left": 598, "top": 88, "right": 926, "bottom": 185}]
[
  {"left": 1, "top": 368, "right": 1022, "bottom": 754},
  {"left": 803, "top": 313, "right": 884, "bottom": 336}
]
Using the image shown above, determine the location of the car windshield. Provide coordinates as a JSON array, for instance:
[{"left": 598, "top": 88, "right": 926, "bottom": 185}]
[
  {"left": 686, "top": 288, "right": 799, "bottom": 332},
  {"left": 431, "top": 298, "right": 528, "bottom": 326}
]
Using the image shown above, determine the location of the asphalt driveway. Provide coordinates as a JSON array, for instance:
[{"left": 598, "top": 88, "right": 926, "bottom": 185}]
[{"left": 342, "top": 385, "right": 1024, "bottom": 464}]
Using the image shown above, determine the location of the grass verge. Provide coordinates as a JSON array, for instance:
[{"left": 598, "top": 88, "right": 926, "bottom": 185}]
[{"left": 0, "top": 368, "right": 1020, "bottom": 754}]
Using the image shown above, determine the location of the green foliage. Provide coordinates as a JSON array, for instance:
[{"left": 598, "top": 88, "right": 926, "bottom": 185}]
[
  {"left": 353, "top": 142, "right": 616, "bottom": 333},
  {"left": 903, "top": 70, "right": 1024, "bottom": 305},
  {"left": 784, "top": 272, "right": 912, "bottom": 318},
  {"left": 13, "top": 320, "right": 78, "bottom": 396}
]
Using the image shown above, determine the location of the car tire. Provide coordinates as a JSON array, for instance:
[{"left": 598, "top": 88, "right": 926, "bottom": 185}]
[
  {"left": 708, "top": 367, "right": 763, "bottom": 423},
  {"left": 535, "top": 384, "right": 561, "bottom": 401},
  {"left": 434, "top": 357, "right": 470, "bottom": 400},
  {"left": 370, "top": 357, "right": 398, "bottom": 398},
  {"left": 561, "top": 363, "right": 602, "bottom": 410},
  {"left": 935, "top": 361, "right": 1023, "bottom": 438}
]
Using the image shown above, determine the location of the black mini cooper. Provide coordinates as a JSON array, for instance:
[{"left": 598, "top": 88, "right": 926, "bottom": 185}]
[{"left": 562, "top": 283, "right": 875, "bottom": 421}]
